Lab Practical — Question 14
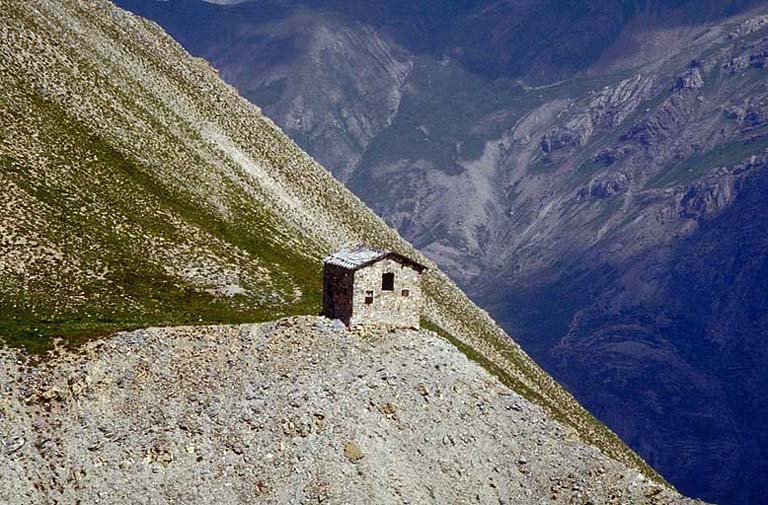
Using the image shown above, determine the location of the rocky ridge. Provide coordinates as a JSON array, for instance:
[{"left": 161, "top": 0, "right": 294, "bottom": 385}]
[{"left": 0, "top": 317, "right": 701, "bottom": 505}]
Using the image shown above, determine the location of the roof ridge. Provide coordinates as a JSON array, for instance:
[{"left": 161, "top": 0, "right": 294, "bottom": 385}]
[{"left": 323, "top": 245, "right": 427, "bottom": 272}]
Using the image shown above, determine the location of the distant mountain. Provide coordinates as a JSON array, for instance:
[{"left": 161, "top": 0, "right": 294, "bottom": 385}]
[
  {"left": 126, "top": 0, "right": 763, "bottom": 81},
  {"left": 0, "top": 0, "right": 669, "bottom": 498},
  {"left": 113, "top": 1, "right": 768, "bottom": 503}
]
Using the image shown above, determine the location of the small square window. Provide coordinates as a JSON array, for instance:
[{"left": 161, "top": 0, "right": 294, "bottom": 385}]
[
  {"left": 365, "top": 296, "right": 374, "bottom": 304},
  {"left": 401, "top": 289, "right": 409, "bottom": 297}
]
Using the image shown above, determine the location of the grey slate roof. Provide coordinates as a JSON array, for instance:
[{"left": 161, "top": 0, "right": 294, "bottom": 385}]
[{"left": 323, "top": 245, "right": 427, "bottom": 272}]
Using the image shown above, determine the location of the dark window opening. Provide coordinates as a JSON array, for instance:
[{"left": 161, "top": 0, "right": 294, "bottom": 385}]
[
  {"left": 365, "top": 296, "right": 373, "bottom": 304},
  {"left": 382, "top": 272, "right": 395, "bottom": 291},
  {"left": 401, "top": 289, "right": 409, "bottom": 297}
]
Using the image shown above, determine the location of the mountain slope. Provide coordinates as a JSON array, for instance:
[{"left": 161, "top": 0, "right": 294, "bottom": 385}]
[
  {"left": 0, "top": 0, "right": 667, "bottom": 492},
  {"left": 108, "top": 1, "right": 768, "bottom": 502},
  {"left": 0, "top": 317, "right": 699, "bottom": 504}
]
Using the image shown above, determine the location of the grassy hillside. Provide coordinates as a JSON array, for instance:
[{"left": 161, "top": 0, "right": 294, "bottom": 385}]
[{"left": 0, "top": 0, "right": 664, "bottom": 483}]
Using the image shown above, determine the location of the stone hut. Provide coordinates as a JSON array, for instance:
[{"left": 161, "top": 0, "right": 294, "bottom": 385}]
[{"left": 322, "top": 245, "right": 427, "bottom": 328}]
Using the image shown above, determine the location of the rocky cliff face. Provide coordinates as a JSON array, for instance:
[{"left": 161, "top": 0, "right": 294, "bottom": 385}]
[
  {"left": 0, "top": 317, "right": 701, "bottom": 505},
  {"left": 112, "top": 1, "right": 768, "bottom": 502}
]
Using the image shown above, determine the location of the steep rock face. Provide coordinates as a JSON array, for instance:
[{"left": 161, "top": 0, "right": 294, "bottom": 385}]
[
  {"left": 541, "top": 74, "right": 657, "bottom": 157},
  {"left": 0, "top": 317, "right": 701, "bottom": 505},
  {"left": 544, "top": 162, "right": 768, "bottom": 503}
]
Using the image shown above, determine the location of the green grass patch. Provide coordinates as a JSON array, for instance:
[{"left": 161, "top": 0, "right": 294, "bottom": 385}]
[
  {"left": 0, "top": 68, "right": 324, "bottom": 355},
  {"left": 0, "top": 293, "right": 320, "bottom": 355}
]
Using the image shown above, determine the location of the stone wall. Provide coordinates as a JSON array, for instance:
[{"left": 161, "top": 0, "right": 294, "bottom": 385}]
[
  {"left": 349, "top": 258, "right": 422, "bottom": 328},
  {"left": 321, "top": 264, "right": 354, "bottom": 325}
]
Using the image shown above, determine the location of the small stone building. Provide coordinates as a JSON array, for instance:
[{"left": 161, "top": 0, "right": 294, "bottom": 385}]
[{"left": 322, "top": 245, "right": 427, "bottom": 328}]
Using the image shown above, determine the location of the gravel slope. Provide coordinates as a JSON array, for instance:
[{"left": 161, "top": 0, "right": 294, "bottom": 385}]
[{"left": 0, "top": 317, "right": 702, "bottom": 504}]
